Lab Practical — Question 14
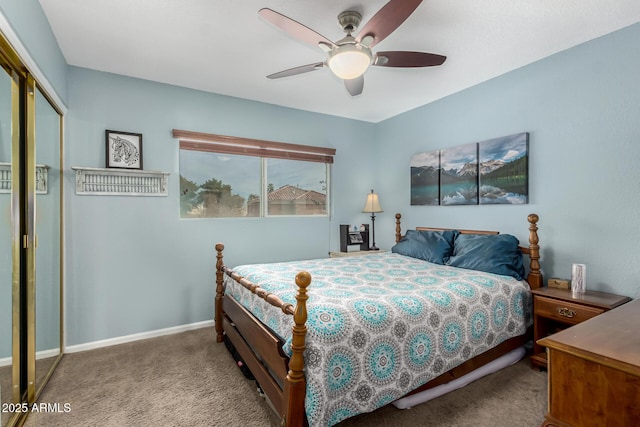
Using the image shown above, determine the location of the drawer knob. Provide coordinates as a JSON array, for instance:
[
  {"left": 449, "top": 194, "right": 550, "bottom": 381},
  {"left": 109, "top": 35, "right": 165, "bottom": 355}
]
[{"left": 557, "top": 307, "right": 577, "bottom": 318}]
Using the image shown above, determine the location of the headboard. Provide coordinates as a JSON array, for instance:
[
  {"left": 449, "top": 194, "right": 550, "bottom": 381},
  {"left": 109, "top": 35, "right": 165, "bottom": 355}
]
[{"left": 393, "top": 213, "right": 542, "bottom": 289}]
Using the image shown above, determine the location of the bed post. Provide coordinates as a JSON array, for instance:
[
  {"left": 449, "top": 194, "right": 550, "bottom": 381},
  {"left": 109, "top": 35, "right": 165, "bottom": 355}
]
[
  {"left": 395, "top": 213, "right": 402, "bottom": 243},
  {"left": 283, "top": 271, "right": 311, "bottom": 427},
  {"left": 215, "top": 243, "right": 225, "bottom": 343},
  {"left": 527, "top": 214, "right": 543, "bottom": 290}
]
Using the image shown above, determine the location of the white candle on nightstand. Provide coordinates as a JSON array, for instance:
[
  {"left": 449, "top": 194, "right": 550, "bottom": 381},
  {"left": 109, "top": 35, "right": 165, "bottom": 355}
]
[{"left": 571, "top": 264, "right": 586, "bottom": 295}]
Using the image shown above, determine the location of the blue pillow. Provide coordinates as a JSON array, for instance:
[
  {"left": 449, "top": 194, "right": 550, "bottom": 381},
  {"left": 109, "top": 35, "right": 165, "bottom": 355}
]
[
  {"left": 446, "top": 233, "right": 525, "bottom": 280},
  {"left": 392, "top": 229, "right": 459, "bottom": 264}
]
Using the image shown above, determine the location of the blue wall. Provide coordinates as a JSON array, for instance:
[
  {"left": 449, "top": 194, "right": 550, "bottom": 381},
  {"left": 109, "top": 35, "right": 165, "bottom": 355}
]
[
  {"left": 64, "top": 67, "right": 377, "bottom": 345},
  {"left": 0, "top": 0, "right": 68, "bottom": 105},
  {"left": 374, "top": 23, "right": 640, "bottom": 300},
  {"left": 3, "top": 1, "right": 639, "bottom": 348},
  {"left": 64, "top": 23, "right": 640, "bottom": 347}
]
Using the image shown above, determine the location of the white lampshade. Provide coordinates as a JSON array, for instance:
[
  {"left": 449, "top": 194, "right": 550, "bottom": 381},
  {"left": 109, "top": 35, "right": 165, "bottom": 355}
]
[
  {"left": 362, "top": 190, "right": 383, "bottom": 213},
  {"left": 328, "top": 44, "right": 372, "bottom": 80}
]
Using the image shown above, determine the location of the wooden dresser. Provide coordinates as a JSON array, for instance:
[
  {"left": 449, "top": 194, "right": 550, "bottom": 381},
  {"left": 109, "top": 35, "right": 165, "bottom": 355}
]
[{"left": 538, "top": 298, "right": 640, "bottom": 427}]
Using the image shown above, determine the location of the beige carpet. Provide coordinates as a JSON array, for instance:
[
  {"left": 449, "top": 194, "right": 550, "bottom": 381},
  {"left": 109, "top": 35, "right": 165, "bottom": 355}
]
[
  {"left": 1, "top": 356, "right": 59, "bottom": 427},
  {"left": 22, "top": 327, "right": 547, "bottom": 427}
]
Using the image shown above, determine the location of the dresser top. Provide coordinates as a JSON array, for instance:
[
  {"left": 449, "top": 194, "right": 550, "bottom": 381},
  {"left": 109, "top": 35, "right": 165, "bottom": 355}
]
[{"left": 539, "top": 298, "right": 640, "bottom": 376}]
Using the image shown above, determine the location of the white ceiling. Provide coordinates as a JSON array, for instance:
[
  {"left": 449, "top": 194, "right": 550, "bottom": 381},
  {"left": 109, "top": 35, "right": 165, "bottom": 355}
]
[{"left": 39, "top": 0, "right": 640, "bottom": 123}]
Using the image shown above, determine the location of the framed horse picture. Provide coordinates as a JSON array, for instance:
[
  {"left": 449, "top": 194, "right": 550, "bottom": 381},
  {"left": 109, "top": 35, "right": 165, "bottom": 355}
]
[{"left": 106, "top": 130, "right": 143, "bottom": 169}]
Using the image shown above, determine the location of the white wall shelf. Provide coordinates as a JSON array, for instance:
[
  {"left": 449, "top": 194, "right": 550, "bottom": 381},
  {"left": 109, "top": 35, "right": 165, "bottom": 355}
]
[
  {"left": 71, "top": 167, "right": 169, "bottom": 196},
  {"left": 0, "top": 162, "right": 50, "bottom": 194}
]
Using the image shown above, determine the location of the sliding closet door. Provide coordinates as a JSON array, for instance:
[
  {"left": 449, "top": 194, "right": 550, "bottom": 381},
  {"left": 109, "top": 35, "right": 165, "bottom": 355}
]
[
  {"left": 0, "top": 52, "right": 21, "bottom": 427},
  {"left": 0, "top": 33, "right": 64, "bottom": 427},
  {"left": 34, "top": 87, "right": 62, "bottom": 394}
]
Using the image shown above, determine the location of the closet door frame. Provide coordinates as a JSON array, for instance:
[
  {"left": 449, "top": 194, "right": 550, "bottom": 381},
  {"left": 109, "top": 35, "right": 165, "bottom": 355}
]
[{"left": 1, "top": 31, "right": 64, "bottom": 427}]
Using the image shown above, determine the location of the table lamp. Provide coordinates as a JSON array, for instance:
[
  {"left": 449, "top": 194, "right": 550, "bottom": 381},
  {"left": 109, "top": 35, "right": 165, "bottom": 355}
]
[{"left": 362, "top": 189, "right": 383, "bottom": 250}]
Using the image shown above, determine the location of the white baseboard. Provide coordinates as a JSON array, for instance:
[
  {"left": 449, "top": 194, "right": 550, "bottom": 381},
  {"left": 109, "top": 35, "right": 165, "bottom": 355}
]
[
  {"left": 37, "top": 348, "right": 62, "bottom": 360},
  {"left": 65, "top": 320, "right": 214, "bottom": 354},
  {"left": 0, "top": 320, "right": 214, "bottom": 363},
  {"left": 0, "top": 348, "right": 62, "bottom": 367}
]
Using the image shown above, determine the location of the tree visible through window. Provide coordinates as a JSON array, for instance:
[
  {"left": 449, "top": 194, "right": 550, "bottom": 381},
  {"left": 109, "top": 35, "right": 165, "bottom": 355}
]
[
  {"left": 180, "top": 150, "right": 260, "bottom": 218},
  {"left": 176, "top": 130, "right": 334, "bottom": 218}
]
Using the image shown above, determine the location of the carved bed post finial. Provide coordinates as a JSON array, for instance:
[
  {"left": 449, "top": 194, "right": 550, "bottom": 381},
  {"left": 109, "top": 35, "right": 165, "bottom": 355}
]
[
  {"left": 283, "top": 271, "right": 311, "bottom": 427},
  {"left": 527, "top": 214, "right": 543, "bottom": 289},
  {"left": 215, "top": 243, "right": 225, "bottom": 343},
  {"left": 395, "top": 213, "right": 402, "bottom": 243}
]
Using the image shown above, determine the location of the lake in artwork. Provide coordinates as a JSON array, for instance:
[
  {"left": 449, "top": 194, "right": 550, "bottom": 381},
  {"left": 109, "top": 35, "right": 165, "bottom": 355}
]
[
  {"left": 410, "top": 132, "right": 529, "bottom": 206},
  {"left": 410, "top": 150, "right": 440, "bottom": 205},
  {"left": 478, "top": 133, "right": 528, "bottom": 205},
  {"left": 440, "top": 142, "right": 478, "bottom": 205}
]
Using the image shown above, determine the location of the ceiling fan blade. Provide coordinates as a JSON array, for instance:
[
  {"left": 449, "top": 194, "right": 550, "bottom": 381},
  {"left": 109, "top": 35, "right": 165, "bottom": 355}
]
[
  {"left": 356, "top": 0, "right": 423, "bottom": 48},
  {"left": 344, "top": 76, "right": 364, "bottom": 96},
  {"left": 373, "top": 51, "right": 446, "bottom": 67},
  {"left": 267, "top": 62, "right": 325, "bottom": 79},
  {"left": 259, "top": 8, "right": 336, "bottom": 50}
]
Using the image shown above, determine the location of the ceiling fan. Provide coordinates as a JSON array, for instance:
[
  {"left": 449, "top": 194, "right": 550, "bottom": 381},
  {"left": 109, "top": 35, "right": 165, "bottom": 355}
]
[{"left": 259, "top": 0, "right": 446, "bottom": 96}]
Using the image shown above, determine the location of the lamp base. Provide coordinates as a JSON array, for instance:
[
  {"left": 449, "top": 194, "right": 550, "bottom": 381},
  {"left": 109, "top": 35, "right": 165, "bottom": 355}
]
[{"left": 369, "top": 246, "right": 379, "bottom": 251}]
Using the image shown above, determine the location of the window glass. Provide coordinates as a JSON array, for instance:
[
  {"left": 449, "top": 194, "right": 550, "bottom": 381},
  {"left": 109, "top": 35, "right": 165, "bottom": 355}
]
[
  {"left": 179, "top": 150, "right": 260, "bottom": 218},
  {"left": 266, "top": 158, "right": 328, "bottom": 216}
]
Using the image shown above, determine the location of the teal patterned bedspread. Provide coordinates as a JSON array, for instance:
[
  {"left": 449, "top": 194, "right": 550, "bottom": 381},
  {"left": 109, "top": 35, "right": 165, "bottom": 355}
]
[{"left": 225, "top": 252, "right": 532, "bottom": 427}]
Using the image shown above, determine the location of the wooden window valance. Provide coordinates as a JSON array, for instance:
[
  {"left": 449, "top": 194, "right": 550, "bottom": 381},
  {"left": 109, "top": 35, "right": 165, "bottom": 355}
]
[{"left": 173, "top": 129, "right": 336, "bottom": 164}]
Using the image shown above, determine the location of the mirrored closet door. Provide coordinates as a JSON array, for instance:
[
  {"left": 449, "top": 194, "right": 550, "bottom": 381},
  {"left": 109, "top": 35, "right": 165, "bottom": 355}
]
[
  {"left": 34, "top": 87, "right": 62, "bottom": 397},
  {"left": 0, "top": 33, "right": 64, "bottom": 427},
  {"left": 0, "top": 51, "right": 17, "bottom": 427}
]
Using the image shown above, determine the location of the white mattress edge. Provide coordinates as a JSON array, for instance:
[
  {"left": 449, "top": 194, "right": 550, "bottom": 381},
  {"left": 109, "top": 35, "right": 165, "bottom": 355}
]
[{"left": 392, "top": 346, "right": 526, "bottom": 409}]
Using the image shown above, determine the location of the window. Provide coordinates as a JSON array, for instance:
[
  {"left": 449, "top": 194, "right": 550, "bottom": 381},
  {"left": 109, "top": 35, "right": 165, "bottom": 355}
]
[
  {"left": 265, "top": 158, "right": 328, "bottom": 216},
  {"left": 180, "top": 150, "right": 261, "bottom": 217},
  {"left": 175, "top": 130, "right": 334, "bottom": 218}
]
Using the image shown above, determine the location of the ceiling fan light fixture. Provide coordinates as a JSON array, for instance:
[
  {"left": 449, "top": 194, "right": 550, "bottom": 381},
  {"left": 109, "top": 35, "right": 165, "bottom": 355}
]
[
  {"left": 327, "top": 44, "right": 372, "bottom": 80},
  {"left": 260, "top": 2, "right": 446, "bottom": 96}
]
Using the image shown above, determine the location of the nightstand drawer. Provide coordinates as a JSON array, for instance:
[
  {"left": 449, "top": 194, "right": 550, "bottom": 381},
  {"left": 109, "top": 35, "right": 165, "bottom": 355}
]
[{"left": 535, "top": 296, "right": 604, "bottom": 325}]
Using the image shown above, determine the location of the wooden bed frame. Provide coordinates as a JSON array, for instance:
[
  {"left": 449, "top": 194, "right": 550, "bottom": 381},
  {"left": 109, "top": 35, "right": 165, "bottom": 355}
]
[{"left": 214, "top": 213, "right": 541, "bottom": 426}]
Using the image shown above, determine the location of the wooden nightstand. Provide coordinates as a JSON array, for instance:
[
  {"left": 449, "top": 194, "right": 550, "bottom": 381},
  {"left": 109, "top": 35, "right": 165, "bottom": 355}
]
[
  {"left": 530, "top": 287, "right": 631, "bottom": 369},
  {"left": 329, "top": 250, "right": 384, "bottom": 258}
]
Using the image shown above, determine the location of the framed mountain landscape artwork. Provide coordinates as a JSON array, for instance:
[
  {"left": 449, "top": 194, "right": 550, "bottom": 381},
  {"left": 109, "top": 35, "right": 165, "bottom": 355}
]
[
  {"left": 440, "top": 142, "right": 478, "bottom": 205},
  {"left": 478, "top": 132, "right": 529, "bottom": 204},
  {"left": 410, "top": 150, "right": 440, "bottom": 205}
]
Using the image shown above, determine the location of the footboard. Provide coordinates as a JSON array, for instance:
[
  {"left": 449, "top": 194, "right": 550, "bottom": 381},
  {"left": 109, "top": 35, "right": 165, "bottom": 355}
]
[{"left": 215, "top": 243, "right": 309, "bottom": 427}]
